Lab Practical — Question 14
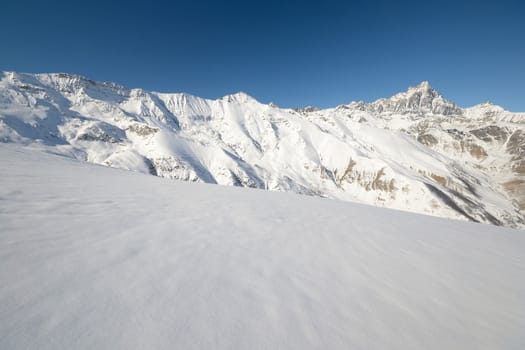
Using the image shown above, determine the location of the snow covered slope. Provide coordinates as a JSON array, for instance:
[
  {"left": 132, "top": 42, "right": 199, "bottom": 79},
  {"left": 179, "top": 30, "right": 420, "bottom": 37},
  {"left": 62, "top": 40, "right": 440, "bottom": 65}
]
[
  {"left": 0, "top": 145, "right": 524, "bottom": 350},
  {"left": 0, "top": 72, "right": 523, "bottom": 227}
]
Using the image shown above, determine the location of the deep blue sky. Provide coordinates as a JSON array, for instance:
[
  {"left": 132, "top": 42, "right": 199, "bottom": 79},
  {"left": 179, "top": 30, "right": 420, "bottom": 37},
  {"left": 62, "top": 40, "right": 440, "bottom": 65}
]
[{"left": 2, "top": 0, "right": 524, "bottom": 110}]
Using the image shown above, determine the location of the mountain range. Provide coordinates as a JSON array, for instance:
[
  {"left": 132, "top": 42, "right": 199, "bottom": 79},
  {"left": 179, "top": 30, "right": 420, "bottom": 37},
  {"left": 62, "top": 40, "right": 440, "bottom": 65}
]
[{"left": 1, "top": 71, "right": 523, "bottom": 228}]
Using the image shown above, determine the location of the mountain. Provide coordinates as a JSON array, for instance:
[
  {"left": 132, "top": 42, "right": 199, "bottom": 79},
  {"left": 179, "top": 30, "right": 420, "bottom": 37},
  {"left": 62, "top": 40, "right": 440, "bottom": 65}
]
[
  {"left": 0, "top": 71, "right": 524, "bottom": 228},
  {"left": 1, "top": 145, "right": 524, "bottom": 349}
]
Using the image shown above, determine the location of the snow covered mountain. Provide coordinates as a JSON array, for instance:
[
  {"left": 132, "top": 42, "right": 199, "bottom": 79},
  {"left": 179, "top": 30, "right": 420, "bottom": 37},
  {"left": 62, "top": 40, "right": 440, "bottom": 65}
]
[
  {"left": 1, "top": 145, "right": 524, "bottom": 349},
  {"left": 0, "top": 71, "right": 524, "bottom": 227}
]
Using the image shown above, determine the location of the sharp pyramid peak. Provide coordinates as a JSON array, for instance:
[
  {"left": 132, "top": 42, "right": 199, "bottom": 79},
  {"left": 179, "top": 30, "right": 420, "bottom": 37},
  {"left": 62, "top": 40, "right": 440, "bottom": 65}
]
[
  {"left": 397, "top": 81, "right": 448, "bottom": 101},
  {"left": 372, "top": 81, "right": 461, "bottom": 115},
  {"left": 407, "top": 81, "right": 438, "bottom": 94},
  {"left": 416, "top": 80, "right": 432, "bottom": 88}
]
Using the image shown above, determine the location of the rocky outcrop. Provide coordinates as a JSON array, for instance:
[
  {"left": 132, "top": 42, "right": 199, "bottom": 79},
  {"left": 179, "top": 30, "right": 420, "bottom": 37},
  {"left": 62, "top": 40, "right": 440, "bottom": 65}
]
[{"left": 370, "top": 81, "right": 463, "bottom": 116}]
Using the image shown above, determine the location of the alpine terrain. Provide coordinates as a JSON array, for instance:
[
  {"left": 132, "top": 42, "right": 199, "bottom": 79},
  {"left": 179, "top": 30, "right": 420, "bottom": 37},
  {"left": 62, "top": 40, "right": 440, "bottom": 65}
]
[
  {"left": 1, "top": 72, "right": 524, "bottom": 227},
  {"left": 1, "top": 145, "right": 524, "bottom": 349}
]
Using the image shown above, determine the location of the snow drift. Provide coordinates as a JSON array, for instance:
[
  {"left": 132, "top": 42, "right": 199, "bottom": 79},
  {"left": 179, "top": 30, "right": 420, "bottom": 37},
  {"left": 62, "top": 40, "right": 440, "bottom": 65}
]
[{"left": 0, "top": 145, "right": 524, "bottom": 349}]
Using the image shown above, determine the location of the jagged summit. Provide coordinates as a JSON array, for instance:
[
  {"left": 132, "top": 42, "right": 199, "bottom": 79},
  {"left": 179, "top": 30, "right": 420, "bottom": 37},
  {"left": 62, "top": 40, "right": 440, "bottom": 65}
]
[
  {"left": 370, "top": 81, "right": 461, "bottom": 116},
  {"left": 294, "top": 106, "right": 320, "bottom": 114},
  {"left": 33, "top": 72, "right": 103, "bottom": 87},
  {"left": 410, "top": 80, "right": 434, "bottom": 92},
  {"left": 4, "top": 71, "right": 127, "bottom": 96}
]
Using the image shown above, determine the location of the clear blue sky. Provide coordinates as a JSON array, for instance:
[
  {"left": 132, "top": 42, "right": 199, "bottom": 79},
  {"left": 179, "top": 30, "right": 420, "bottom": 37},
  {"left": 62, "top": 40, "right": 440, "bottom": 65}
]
[{"left": 2, "top": 0, "right": 524, "bottom": 110}]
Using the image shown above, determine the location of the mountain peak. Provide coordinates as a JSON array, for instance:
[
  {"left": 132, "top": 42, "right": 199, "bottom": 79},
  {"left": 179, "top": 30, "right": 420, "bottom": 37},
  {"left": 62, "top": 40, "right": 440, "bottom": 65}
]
[
  {"left": 222, "top": 91, "right": 258, "bottom": 104},
  {"left": 406, "top": 81, "right": 439, "bottom": 96},
  {"left": 370, "top": 81, "right": 461, "bottom": 116},
  {"left": 414, "top": 80, "right": 432, "bottom": 90}
]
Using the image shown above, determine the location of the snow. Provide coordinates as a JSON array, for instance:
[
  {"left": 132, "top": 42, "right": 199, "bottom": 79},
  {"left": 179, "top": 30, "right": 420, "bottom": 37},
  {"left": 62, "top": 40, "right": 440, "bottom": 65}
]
[
  {"left": 1, "top": 145, "right": 524, "bottom": 349},
  {"left": 0, "top": 71, "right": 524, "bottom": 228}
]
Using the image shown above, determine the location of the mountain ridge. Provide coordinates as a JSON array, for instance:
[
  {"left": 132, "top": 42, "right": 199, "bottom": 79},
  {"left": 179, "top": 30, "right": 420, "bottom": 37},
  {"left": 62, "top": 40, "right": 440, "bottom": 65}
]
[
  {"left": 1, "top": 71, "right": 523, "bottom": 228},
  {"left": 8, "top": 71, "right": 522, "bottom": 114}
]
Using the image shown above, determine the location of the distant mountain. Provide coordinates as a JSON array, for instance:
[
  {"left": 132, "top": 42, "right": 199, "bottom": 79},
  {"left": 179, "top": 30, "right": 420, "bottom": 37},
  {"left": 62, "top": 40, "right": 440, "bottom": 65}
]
[{"left": 1, "top": 71, "right": 524, "bottom": 228}]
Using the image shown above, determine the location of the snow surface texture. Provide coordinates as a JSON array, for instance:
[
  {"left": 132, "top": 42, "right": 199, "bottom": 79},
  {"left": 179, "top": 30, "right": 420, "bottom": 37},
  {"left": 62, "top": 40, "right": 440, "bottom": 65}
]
[
  {"left": 0, "top": 72, "right": 524, "bottom": 227},
  {"left": 1, "top": 145, "right": 524, "bottom": 349}
]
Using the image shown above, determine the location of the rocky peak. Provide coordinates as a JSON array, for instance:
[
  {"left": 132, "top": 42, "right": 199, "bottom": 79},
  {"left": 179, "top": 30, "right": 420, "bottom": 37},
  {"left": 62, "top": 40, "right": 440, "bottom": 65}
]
[
  {"left": 294, "top": 106, "right": 320, "bottom": 114},
  {"left": 32, "top": 73, "right": 126, "bottom": 95},
  {"left": 410, "top": 80, "right": 433, "bottom": 92},
  {"left": 371, "top": 81, "right": 462, "bottom": 116}
]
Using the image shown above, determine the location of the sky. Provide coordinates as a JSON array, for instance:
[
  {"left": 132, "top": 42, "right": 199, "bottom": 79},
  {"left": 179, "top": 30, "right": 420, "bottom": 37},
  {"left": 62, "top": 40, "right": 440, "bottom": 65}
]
[{"left": 1, "top": 0, "right": 524, "bottom": 110}]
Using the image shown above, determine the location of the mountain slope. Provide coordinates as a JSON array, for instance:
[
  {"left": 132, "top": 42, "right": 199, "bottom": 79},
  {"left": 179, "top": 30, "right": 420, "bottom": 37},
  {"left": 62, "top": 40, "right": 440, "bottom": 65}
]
[
  {"left": 1, "top": 145, "right": 524, "bottom": 350},
  {"left": 0, "top": 72, "right": 523, "bottom": 227}
]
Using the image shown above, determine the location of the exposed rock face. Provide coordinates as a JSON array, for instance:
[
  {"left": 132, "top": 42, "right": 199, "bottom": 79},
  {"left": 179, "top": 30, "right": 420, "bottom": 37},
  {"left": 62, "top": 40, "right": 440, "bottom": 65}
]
[
  {"left": 501, "top": 130, "right": 525, "bottom": 210},
  {"left": 504, "top": 180, "right": 525, "bottom": 210},
  {"left": 1, "top": 72, "right": 524, "bottom": 228},
  {"left": 507, "top": 130, "right": 525, "bottom": 162},
  {"left": 471, "top": 125, "right": 509, "bottom": 143},
  {"left": 370, "top": 81, "right": 463, "bottom": 116},
  {"left": 294, "top": 106, "right": 320, "bottom": 114},
  {"left": 401, "top": 106, "right": 524, "bottom": 218},
  {"left": 417, "top": 134, "right": 438, "bottom": 146},
  {"left": 126, "top": 123, "right": 159, "bottom": 137}
]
